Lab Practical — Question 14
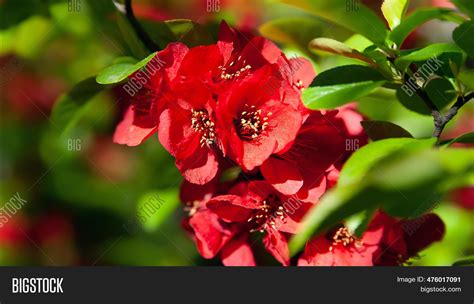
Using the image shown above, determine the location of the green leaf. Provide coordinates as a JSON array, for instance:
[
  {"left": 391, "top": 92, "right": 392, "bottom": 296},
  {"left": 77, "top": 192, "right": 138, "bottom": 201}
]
[
  {"left": 390, "top": 8, "right": 465, "bottom": 46},
  {"left": 259, "top": 17, "right": 323, "bottom": 54},
  {"left": 396, "top": 78, "right": 457, "bottom": 115},
  {"left": 50, "top": 78, "right": 105, "bottom": 136},
  {"left": 452, "top": 256, "right": 474, "bottom": 266},
  {"left": 338, "top": 138, "right": 434, "bottom": 187},
  {"left": 441, "top": 132, "right": 474, "bottom": 146},
  {"left": 381, "top": 0, "right": 409, "bottom": 30},
  {"left": 290, "top": 146, "right": 474, "bottom": 255},
  {"left": 450, "top": 0, "right": 474, "bottom": 18},
  {"left": 458, "top": 69, "right": 474, "bottom": 90},
  {"left": 303, "top": 65, "right": 386, "bottom": 109},
  {"left": 309, "top": 38, "right": 375, "bottom": 65},
  {"left": 453, "top": 21, "right": 474, "bottom": 59},
  {"left": 137, "top": 189, "right": 180, "bottom": 233},
  {"left": 396, "top": 43, "right": 463, "bottom": 71},
  {"left": 96, "top": 52, "right": 157, "bottom": 84},
  {"left": 361, "top": 120, "right": 413, "bottom": 141},
  {"left": 277, "top": 0, "right": 388, "bottom": 45}
]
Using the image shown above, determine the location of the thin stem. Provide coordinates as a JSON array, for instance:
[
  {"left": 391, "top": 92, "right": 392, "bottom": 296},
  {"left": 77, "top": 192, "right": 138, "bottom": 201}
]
[
  {"left": 432, "top": 91, "right": 474, "bottom": 138},
  {"left": 123, "top": 0, "right": 159, "bottom": 52},
  {"left": 398, "top": 62, "right": 473, "bottom": 139}
]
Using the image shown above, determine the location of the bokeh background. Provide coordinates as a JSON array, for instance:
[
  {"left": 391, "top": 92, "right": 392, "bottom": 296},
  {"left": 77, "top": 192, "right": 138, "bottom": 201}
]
[{"left": 0, "top": 0, "right": 472, "bottom": 266}]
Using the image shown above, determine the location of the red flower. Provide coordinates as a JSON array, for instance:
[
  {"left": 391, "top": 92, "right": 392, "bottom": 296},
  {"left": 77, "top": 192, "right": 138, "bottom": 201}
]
[
  {"left": 113, "top": 42, "right": 189, "bottom": 146},
  {"left": 261, "top": 105, "right": 366, "bottom": 202},
  {"left": 298, "top": 226, "right": 383, "bottom": 266},
  {"left": 180, "top": 178, "right": 238, "bottom": 259},
  {"left": 216, "top": 67, "right": 304, "bottom": 171},
  {"left": 206, "top": 180, "right": 312, "bottom": 265},
  {"left": 158, "top": 79, "right": 223, "bottom": 184},
  {"left": 298, "top": 212, "right": 445, "bottom": 266}
]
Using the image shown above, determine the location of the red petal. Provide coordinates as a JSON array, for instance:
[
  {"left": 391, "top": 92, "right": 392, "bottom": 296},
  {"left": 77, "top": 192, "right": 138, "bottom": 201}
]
[
  {"left": 221, "top": 235, "right": 256, "bottom": 266},
  {"left": 279, "top": 56, "right": 316, "bottom": 89},
  {"left": 176, "top": 147, "right": 219, "bottom": 185},
  {"left": 297, "top": 236, "right": 334, "bottom": 266},
  {"left": 261, "top": 157, "right": 303, "bottom": 195},
  {"left": 263, "top": 230, "right": 290, "bottom": 266},
  {"left": 188, "top": 210, "right": 235, "bottom": 259},
  {"left": 113, "top": 106, "right": 157, "bottom": 146},
  {"left": 207, "top": 195, "right": 255, "bottom": 222}
]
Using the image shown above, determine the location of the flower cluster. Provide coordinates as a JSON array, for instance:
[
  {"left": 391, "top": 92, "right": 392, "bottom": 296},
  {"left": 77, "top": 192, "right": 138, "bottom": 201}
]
[{"left": 114, "top": 22, "right": 444, "bottom": 266}]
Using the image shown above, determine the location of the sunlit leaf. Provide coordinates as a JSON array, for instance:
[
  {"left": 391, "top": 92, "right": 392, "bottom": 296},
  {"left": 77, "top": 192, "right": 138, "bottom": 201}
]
[
  {"left": 381, "top": 0, "right": 408, "bottom": 30},
  {"left": 96, "top": 52, "right": 157, "bottom": 84},
  {"left": 396, "top": 43, "right": 463, "bottom": 71},
  {"left": 303, "top": 65, "right": 385, "bottom": 109},
  {"left": 309, "top": 37, "right": 375, "bottom": 65},
  {"left": 390, "top": 7, "right": 464, "bottom": 46}
]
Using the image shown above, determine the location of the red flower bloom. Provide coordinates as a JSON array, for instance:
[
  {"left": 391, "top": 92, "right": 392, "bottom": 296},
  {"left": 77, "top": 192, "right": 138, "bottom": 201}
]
[
  {"left": 298, "top": 226, "right": 383, "bottom": 266},
  {"left": 216, "top": 67, "right": 304, "bottom": 171},
  {"left": 298, "top": 212, "right": 445, "bottom": 266},
  {"left": 158, "top": 79, "right": 223, "bottom": 184},
  {"left": 113, "top": 42, "right": 189, "bottom": 146},
  {"left": 261, "top": 105, "right": 367, "bottom": 202},
  {"left": 206, "top": 180, "right": 312, "bottom": 265},
  {"left": 180, "top": 178, "right": 238, "bottom": 259}
]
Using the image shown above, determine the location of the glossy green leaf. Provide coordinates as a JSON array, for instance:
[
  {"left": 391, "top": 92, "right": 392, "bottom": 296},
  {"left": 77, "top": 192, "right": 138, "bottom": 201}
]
[
  {"left": 396, "top": 43, "right": 463, "bottom": 71},
  {"left": 137, "top": 189, "right": 180, "bottom": 232},
  {"left": 96, "top": 52, "right": 157, "bottom": 84},
  {"left": 309, "top": 38, "right": 375, "bottom": 64},
  {"left": 361, "top": 120, "right": 413, "bottom": 141},
  {"left": 50, "top": 77, "right": 106, "bottom": 136},
  {"left": 390, "top": 8, "right": 465, "bottom": 46},
  {"left": 303, "top": 65, "right": 386, "bottom": 109},
  {"left": 381, "top": 0, "right": 409, "bottom": 30},
  {"left": 453, "top": 21, "right": 474, "bottom": 59},
  {"left": 338, "top": 138, "right": 434, "bottom": 187},
  {"left": 277, "top": 0, "right": 388, "bottom": 45}
]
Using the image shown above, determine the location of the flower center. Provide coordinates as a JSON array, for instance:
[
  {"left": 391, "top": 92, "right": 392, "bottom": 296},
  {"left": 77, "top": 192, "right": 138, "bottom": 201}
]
[
  {"left": 235, "top": 104, "right": 271, "bottom": 141},
  {"left": 247, "top": 198, "right": 286, "bottom": 233},
  {"left": 191, "top": 109, "right": 216, "bottom": 147},
  {"left": 218, "top": 55, "right": 252, "bottom": 81},
  {"left": 184, "top": 200, "right": 200, "bottom": 216},
  {"left": 329, "top": 227, "right": 361, "bottom": 252}
]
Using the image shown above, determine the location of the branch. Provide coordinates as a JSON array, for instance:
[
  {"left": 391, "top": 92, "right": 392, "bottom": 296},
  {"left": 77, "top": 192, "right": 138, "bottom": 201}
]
[
  {"left": 432, "top": 91, "right": 474, "bottom": 138},
  {"left": 119, "top": 0, "right": 159, "bottom": 52},
  {"left": 403, "top": 63, "right": 472, "bottom": 139}
]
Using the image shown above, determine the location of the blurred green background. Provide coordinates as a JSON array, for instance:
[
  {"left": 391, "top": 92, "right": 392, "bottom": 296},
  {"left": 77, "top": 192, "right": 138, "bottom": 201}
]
[{"left": 0, "top": 0, "right": 472, "bottom": 266}]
